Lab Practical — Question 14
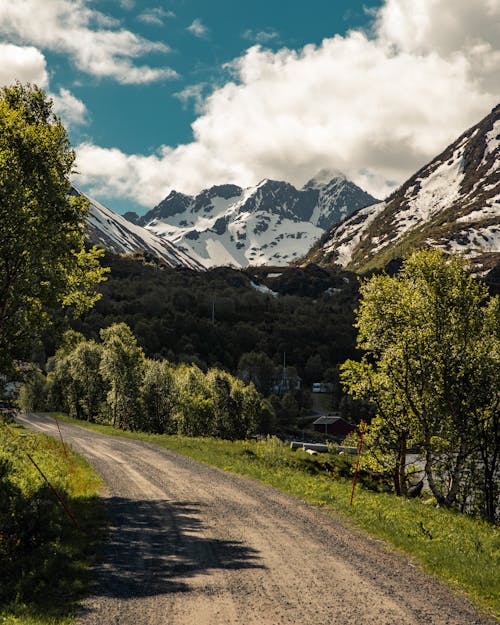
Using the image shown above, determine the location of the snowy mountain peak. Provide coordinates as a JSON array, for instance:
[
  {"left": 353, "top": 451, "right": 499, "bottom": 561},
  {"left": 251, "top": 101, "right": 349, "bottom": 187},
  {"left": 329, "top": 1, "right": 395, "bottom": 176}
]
[
  {"left": 303, "top": 168, "right": 347, "bottom": 190},
  {"left": 304, "top": 104, "right": 500, "bottom": 272},
  {"left": 139, "top": 174, "right": 378, "bottom": 268}
]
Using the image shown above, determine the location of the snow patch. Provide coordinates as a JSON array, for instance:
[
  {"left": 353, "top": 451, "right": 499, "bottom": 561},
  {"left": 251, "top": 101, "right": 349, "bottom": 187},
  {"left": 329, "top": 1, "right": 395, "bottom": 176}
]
[
  {"left": 250, "top": 281, "right": 278, "bottom": 297},
  {"left": 485, "top": 119, "right": 500, "bottom": 156}
]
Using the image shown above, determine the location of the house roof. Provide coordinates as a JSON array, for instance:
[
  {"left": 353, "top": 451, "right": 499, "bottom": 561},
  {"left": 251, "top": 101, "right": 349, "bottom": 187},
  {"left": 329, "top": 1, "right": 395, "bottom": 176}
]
[{"left": 313, "top": 415, "right": 346, "bottom": 425}]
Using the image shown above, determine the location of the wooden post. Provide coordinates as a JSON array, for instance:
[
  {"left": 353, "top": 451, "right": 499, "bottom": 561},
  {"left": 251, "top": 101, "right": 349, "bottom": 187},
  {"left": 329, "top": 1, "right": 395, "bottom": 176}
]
[
  {"left": 349, "top": 420, "right": 366, "bottom": 505},
  {"left": 53, "top": 414, "right": 69, "bottom": 460}
]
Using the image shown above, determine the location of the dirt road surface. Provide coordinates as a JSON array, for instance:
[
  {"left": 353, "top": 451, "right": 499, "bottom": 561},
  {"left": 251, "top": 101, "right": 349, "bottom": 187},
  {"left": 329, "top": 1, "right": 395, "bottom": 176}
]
[{"left": 17, "top": 413, "right": 495, "bottom": 625}]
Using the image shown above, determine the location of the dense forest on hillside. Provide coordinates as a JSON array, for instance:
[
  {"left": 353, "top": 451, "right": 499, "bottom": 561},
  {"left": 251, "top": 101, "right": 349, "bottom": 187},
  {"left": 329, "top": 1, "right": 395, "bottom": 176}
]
[{"left": 69, "top": 252, "right": 360, "bottom": 385}]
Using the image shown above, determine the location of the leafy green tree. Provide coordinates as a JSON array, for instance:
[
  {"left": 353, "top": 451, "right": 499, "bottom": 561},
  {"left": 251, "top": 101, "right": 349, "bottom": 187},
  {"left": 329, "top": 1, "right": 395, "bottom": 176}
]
[
  {"left": 67, "top": 340, "right": 105, "bottom": 422},
  {"left": 99, "top": 323, "right": 145, "bottom": 430},
  {"left": 207, "top": 369, "right": 238, "bottom": 439},
  {"left": 45, "top": 330, "right": 86, "bottom": 416},
  {"left": 237, "top": 351, "right": 275, "bottom": 395},
  {"left": 141, "top": 359, "right": 176, "bottom": 433},
  {"left": 0, "top": 83, "right": 107, "bottom": 376},
  {"left": 174, "top": 364, "right": 214, "bottom": 436},
  {"left": 340, "top": 360, "right": 413, "bottom": 495},
  {"left": 341, "top": 250, "right": 499, "bottom": 519},
  {"left": 17, "top": 366, "right": 47, "bottom": 412}
]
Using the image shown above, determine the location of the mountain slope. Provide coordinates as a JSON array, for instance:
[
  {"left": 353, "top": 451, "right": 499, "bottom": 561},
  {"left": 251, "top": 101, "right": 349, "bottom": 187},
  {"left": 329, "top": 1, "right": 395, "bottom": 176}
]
[
  {"left": 305, "top": 105, "right": 500, "bottom": 272},
  {"left": 76, "top": 189, "right": 204, "bottom": 270},
  {"left": 139, "top": 172, "right": 378, "bottom": 268}
]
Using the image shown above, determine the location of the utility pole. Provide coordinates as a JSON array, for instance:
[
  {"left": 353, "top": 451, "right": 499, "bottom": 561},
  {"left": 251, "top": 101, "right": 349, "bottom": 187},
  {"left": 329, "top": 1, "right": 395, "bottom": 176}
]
[{"left": 281, "top": 351, "right": 287, "bottom": 394}]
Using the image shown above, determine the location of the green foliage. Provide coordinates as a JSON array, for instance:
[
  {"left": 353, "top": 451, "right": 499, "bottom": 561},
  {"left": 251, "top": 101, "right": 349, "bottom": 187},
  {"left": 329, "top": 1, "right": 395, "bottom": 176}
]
[
  {"left": 99, "top": 323, "right": 145, "bottom": 430},
  {"left": 0, "top": 83, "right": 108, "bottom": 376},
  {"left": 237, "top": 351, "right": 275, "bottom": 395},
  {"left": 39, "top": 323, "right": 272, "bottom": 440},
  {"left": 17, "top": 366, "right": 47, "bottom": 412},
  {"left": 0, "top": 421, "right": 103, "bottom": 623},
  {"left": 71, "top": 254, "right": 360, "bottom": 383},
  {"left": 141, "top": 359, "right": 176, "bottom": 434},
  {"left": 341, "top": 250, "right": 500, "bottom": 521}
]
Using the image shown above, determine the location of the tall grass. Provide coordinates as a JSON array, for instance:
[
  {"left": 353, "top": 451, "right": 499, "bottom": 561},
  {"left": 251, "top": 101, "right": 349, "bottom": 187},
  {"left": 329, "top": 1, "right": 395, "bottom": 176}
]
[
  {"left": 0, "top": 420, "right": 104, "bottom": 625},
  {"left": 50, "top": 414, "right": 499, "bottom": 618}
]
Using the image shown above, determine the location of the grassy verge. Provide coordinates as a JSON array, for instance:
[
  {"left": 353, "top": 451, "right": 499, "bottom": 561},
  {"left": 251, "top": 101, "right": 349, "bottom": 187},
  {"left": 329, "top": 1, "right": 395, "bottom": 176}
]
[
  {"left": 0, "top": 419, "right": 105, "bottom": 625},
  {"left": 50, "top": 412, "right": 499, "bottom": 619}
]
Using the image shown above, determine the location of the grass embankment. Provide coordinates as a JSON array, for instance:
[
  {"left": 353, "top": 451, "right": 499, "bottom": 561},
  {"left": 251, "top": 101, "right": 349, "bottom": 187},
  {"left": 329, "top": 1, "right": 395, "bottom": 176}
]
[
  {"left": 51, "top": 412, "right": 499, "bottom": 619},
  {"left": 0, "top": 419, "right": 104, "bottom": 625}
]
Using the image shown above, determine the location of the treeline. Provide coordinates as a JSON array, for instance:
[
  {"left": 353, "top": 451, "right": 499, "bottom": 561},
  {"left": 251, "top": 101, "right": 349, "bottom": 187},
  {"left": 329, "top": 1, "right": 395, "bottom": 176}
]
[
  {"left": 63, "top": 253, "right": 360, "bottom": 383},
  {"left": 23, "top": 323, "right": 273, "bottom": 439}
]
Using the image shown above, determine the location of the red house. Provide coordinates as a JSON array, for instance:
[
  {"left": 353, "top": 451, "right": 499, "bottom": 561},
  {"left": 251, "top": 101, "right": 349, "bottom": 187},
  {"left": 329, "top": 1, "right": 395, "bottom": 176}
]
[{"left": 312, "top": 415, "right": 355, "bottom": 438}]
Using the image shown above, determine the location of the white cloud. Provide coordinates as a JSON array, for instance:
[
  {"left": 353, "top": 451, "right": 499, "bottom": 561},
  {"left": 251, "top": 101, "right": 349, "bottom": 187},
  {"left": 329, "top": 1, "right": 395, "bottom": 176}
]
[
  {"left": 0, "top": 43, "right": 88, "bottom": 130},
  {"left": 174, "top": 83, "right": 207, "bottom": 112},
  {"left": 0, "top": 43, "right": 48, "bottom": 86},
  {"left": 186, "top": 18, "right": 208, "bottom": 38},
  {"left": 137, "top": 8, "right": 175, "bottom": 26},
  {"left": 51, "top": 87, "right": 88, "bottom": 127},
  {"left": 242, "top": 29, "right": 280, "bottom": 45},
  {"left": 0, "top": 0, "right": 177, "bottom": 84},
  {"left": 75, "top": 0, "right": 500, "bottom": 206}
]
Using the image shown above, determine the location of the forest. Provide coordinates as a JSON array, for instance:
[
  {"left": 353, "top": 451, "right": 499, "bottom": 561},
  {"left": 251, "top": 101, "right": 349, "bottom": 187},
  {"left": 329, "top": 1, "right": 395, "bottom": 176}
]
[{"left": 67, "top": 252, "right": 361, "bottom": 387}]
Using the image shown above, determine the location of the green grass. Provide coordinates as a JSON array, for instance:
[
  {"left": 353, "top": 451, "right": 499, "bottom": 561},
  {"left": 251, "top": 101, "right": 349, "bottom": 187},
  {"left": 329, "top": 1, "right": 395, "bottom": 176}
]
[
  {"left": 0, "top": 419, "right": 105, "bottom": 625},
  {"left": 49, "top": 413, "right": 499, "bottom": 619}
]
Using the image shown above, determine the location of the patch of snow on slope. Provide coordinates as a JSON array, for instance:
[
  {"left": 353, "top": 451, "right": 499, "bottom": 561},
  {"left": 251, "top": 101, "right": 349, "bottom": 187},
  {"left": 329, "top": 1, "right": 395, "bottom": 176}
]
[
  {"left": 250, "top": 282, "right": 278, "bottom": 297},
  {"left": 404, "top": 148, "right": 465, "bottom": 224},
  {"left": 85, "top": 193, "right": 202, "bottom": 269},
  {"left": 485, "top": 119, "right": 500, "bottom": 156},
  {"left": 457, "top": 205, "right": 500, "bottom": 223},
  {"left": 324, "top": 201, "right": 386, "bottom": 266},
  {"left": 432, "top": 224, "right": 500, "bottom": 256}
]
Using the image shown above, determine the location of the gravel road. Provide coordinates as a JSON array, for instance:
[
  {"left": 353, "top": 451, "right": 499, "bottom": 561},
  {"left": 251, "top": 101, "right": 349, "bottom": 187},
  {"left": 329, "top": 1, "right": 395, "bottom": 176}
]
[{"left": 17, "top": 413, "right": 495, "bottom": 625}]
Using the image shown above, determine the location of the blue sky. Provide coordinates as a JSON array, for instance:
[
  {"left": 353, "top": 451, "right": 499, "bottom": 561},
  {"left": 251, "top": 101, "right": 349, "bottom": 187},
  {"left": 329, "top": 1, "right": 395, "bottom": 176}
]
[
  {"left": 64, "top": 0, "right": 382, "bottom": 154},
  {"left": 0, "top": 0, "right": 499, "bottom": 214}
]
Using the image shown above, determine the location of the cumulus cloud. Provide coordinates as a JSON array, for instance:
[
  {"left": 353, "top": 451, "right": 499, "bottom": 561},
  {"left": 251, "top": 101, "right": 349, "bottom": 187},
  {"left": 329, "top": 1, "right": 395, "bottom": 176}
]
[
  {"left": 0, "top": 43, "right": 48, "bottom": 86},
  {"left": 0, "top": 44, "right": 88, "bottom": 129},
  {"left": 51, "top": 87, "right": 88, "bottom": 127},
  {"left": 174, "top": 83, "right": 207, "bottom": 113},
  {"left": 0, "top": 0, "right": 177, "bottom": 84},
  {"left": 186, "top": 18, "right": 208, "bottom": 38},
  {"left": 75, "top": 0, "right": 500, "bottom": 207}
]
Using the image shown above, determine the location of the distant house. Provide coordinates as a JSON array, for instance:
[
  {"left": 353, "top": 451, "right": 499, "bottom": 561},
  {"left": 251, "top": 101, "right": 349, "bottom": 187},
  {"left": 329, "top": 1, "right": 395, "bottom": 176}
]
[{"left": 312, "top": 415, "right": 355, "bottom": 438}]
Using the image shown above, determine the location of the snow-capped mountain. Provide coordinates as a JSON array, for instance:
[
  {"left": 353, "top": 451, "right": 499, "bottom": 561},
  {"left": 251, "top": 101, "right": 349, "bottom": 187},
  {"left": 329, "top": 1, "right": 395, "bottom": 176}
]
[
  {"left": 136, "top": 172, "right": 378, "bottom": 268},
  {"left": 75, "top": 189, "right": 204, "bottom": 270},
  {"left": 305, "top": 105, "right": 500, "bottom": 272}
]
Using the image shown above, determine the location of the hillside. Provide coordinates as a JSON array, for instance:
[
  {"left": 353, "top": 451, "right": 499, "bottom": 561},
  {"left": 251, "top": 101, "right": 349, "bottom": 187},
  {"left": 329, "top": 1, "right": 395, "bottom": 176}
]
[
  {"left": 74, "top": 189, "right": 204, "bottom": 270},
  {"left": 72, "top": 252, "right": 360, "bottom": 382},
  {"left": 304, "top": 105, "right": 500, "bottom": 272}
]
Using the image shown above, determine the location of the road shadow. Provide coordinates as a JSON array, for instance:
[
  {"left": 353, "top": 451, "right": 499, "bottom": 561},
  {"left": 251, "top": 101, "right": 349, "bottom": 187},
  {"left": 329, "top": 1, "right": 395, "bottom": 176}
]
[{"left": 89, "top": 497, "right": 264, "bottom": 599}]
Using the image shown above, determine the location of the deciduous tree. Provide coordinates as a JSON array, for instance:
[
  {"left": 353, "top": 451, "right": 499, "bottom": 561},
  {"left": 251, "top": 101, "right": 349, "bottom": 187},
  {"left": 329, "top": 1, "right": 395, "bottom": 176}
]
[
  {"left": 0, "top": 83, "right": 107, "bottom": 375},
  {"left": 341, "top": 250, "right": 499, "bottom": 521}
]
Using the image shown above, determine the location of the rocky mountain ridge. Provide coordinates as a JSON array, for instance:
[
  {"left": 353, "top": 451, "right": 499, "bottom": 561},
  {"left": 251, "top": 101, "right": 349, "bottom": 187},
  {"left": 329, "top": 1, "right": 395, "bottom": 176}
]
[
  {"left": 134, "top": 171, "right": 378, "bottom": 268},
  {"left": 305, "top": 105, "right": 500, "bottom": 272},
  {"left": 77, "top": 189, "right": 204, "bottom": 270}
]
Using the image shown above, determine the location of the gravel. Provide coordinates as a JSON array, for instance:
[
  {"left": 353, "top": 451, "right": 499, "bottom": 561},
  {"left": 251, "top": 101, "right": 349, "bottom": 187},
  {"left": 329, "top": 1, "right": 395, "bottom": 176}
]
[{"left": 17, "top": 413, "right": 496, "bottom": 625}]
